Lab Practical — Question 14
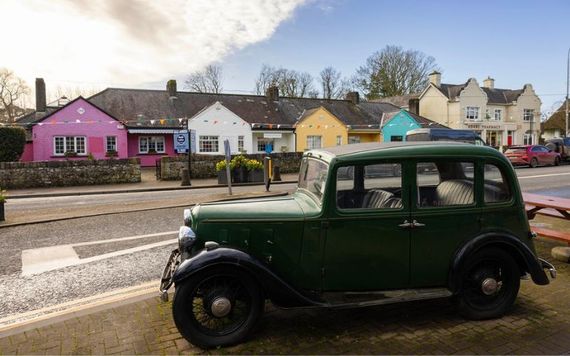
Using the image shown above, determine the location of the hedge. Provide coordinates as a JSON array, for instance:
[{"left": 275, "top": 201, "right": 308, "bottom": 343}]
[{"left": 0, "top": 127, "right": 26, "bottom": 162}]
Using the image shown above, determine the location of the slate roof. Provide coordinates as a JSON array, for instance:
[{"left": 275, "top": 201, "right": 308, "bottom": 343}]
[
  {"left": 433, "top": 82, "right": 524, "bottom": 104},
  {"left": 86, "top": 88, "right": 403, "bottom": 129},
  {"left": 543, "top": 100, "right": 569, "bottom": 131},
  {"left": 369, "top": 94, "right": 419, "bottom": 108}
]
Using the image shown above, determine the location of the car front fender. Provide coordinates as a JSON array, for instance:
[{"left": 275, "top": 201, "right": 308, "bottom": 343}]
[
  {"left": 449, "top": 232, "right": 550, "bottom": 293},
  {"left": 172, "top": 246, "right": 324, "bottom": 308}
]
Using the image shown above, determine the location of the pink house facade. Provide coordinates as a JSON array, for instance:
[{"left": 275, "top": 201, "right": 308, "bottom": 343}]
[{"left": 31, "top": 97, "right": 128, "bottom": 161}]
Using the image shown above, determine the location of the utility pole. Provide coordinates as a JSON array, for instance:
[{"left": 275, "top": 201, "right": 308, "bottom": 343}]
[
  {"left": 566, "top": 47, "right": 569, "bottom": 137},
  {"left": 564, "top": 48, "right": 570, "bottom": 137}
]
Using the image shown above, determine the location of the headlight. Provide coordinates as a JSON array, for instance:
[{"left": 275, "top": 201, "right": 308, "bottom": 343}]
[
  {"left": 179, "top": 226, "right": 196, "bottom": 258},
  {"left": 183, "top": 208, "right": 192, "bottom": 227}
]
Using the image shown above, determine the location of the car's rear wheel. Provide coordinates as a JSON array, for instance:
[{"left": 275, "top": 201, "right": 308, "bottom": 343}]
[
  {"left": 456, "top": 248, "right": 520, "bottom": 320},
  {"left": 529, "top": 158, "right": 538, "bottom": 168},
  {"left": 554, "top": 157, "right": 560, "bottom": 166},
  {"left": 172, "top": 267, "right": 264, "bottom": 349}
]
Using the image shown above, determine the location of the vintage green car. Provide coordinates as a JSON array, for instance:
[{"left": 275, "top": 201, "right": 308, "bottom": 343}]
[{"left": 160, "top": 142, "right": 556, "bottom": 348}]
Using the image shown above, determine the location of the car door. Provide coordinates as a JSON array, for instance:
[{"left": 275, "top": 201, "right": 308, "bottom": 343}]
[
  {"left": 409, "top": 160, "right": 482, "bottom": 287},
  {"left": 322, "top": 160, "right": 411, "bottom": 291}
]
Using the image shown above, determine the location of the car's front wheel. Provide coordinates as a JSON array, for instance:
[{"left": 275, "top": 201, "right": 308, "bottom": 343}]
[
  {"left": 172, "top": 267, "right": 264, "bottom": 349},
  {"left": 456, "top": 248, "right": 520, "bottom": 320}
]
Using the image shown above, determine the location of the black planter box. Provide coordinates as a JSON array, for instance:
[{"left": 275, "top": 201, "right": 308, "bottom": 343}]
[
  {"left": 0, "top": 202, "right": 4, "bottom": 222},
  {"left": 217, "top": 171, "right": 228, "bottom": 184},
  {"left": 232, "top": 166, "right": 248, "bottom": 183},
  {"left": 248, "top": 169, "right": 264, "bottom": 182}
]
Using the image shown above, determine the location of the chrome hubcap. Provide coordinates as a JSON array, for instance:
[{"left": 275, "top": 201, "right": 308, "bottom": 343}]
[
  {"left": 481, "top": 277, "right": 499, "bottom": 295},
  {"left": 211, "top": 297, "right": 232, "bottom": 317}
]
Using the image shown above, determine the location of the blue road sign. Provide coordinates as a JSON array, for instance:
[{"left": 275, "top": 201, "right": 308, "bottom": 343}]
[{"left": 174, "top": 131, "right": 189, "bottom": 153}]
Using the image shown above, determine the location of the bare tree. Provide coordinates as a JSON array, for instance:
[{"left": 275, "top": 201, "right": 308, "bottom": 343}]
[
  {"left": 319, "top": 67, "right": 352, "bottom": 99},
  {"left": 0, "top": 69, "right": 30, "bottom": 123},
  {"left": 353, "top": 45, "right": 439, "bottom": 100},
  {"left": 50, "top": 85, "right": 101, "bottom": 103},
  {"left": 185, "top": 64, "right": 223, "bottom": 93},
  {"left": 254, "top": 65, "right": 315, "bottom": 98}
]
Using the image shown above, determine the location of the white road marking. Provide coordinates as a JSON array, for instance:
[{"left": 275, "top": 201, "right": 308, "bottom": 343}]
[
  {"left": 518, "top": 172, "right": 570, "bottom": 180},
  {"left": 21, "top": 231, "right": 178, "bottom": 276}
]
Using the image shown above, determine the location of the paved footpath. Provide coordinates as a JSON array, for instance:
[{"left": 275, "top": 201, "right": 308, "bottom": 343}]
[{"left": 1, "top": 238, "right": 570, "bottom": 355}]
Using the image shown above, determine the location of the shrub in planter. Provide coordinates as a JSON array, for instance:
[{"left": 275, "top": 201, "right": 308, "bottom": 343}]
[
  {"left": 215, "top": 160, "right": 232, "bottom": 184},
  {"left": 105, "top": 150, "right": 118, "bottom": 157},
  {"left": 0, "top": 127, "right": 26, "bottom": 162},
  {"left": 246, "top": 159, "right": 264, "bottom": 182},
  {"left": 64, "top": 151, "right": 78, "bottom": 158},
  {"left": 231, "top": 155, "right": 248, "bottom": 183}
]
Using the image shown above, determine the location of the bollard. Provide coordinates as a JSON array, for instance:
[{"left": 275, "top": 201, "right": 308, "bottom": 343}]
[
  {"left": 264, "top": 156, "right": 272, "bottom": 191},
  {"left": 272, "top": 165, "right": 281, "bottom": 181},
  {"left": 181, "top": 168, "right": 191, "bottom": 186}
]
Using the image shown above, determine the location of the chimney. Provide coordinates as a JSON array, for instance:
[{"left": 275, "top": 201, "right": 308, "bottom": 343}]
[
  {"left": 167, "top": 79, "right": 177, "bottom": 98},
  {"left": 483, "top": 76, "right": 495, "bottom": 89},
  {"left": 428, "top": 71, "right": 441, "bottom": 87},
  {"left": 408, "top": 98, "right": 420, "bottom": 115},
  {"left": 35, "top": 78, "right": 46, "bottom": 112},
  {"left": 266, "top": 86, "right": 279, "bottom": 102},
  {"left": 345, "top": 91, "right": 360, "bottom": 105}
]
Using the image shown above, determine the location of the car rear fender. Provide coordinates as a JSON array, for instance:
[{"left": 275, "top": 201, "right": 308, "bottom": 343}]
[
  {"left": 172, "top": 246, "right": 324, "bottom": 308},
  {"left": 449, "top": 232, "right": 549, "bottom": 293}
]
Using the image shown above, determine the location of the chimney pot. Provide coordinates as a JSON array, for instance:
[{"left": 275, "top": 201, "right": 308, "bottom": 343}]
[
  {"left": 35, "top": 78, "right": 46, "bottom": 113},
  {"left": 266, "top": 86, "right": 279, "bottom": 102},
  {"left": 345, "top": 91, "right": 360, "bottom": 104},
  {"left": 428, "top": 71, "right": 441, "bottom": 87},
  {"left": 483, "top": 76, "right": 495, "bottom": 89},
  {"left": 167, "top": 79, "right": 177, "bottom": 98}
]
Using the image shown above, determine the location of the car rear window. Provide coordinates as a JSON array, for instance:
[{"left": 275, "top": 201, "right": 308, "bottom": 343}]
[{"left": 505, "top": 148, "right": 526, "bottom": 154}]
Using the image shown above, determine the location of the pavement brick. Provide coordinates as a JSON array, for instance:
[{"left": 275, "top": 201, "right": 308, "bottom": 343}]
[{"left": 4, "top": 238, "right": 570, "bottom": 354}]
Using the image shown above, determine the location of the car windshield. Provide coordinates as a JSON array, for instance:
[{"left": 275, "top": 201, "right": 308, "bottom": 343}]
[{"left": 298, "top": 158, "right": 329, "bottom": 203}]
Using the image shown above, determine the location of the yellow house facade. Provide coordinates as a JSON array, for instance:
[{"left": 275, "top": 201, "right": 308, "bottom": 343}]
[{"left": 295, "top": 106, "right": 381, "bottom": 151}]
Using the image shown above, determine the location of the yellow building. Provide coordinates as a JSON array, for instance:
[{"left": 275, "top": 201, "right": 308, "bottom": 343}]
[{"left": 294, "top": 106, "right": 381, "bottom": 152}]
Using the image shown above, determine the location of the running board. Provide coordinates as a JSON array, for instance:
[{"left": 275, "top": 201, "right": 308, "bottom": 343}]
[{"left": 321, "top": 288, "right": 453, "bottom": 309}]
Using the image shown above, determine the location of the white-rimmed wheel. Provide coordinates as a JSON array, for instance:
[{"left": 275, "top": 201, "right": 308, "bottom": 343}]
[
  {"left": 456, "top": 248, "right": 520, "bottom": 320},
  {"left": 172, "top": 267, "right": 264, "bottom": 349}
]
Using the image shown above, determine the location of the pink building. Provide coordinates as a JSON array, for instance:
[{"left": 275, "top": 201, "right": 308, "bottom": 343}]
[{"left": 31, "top": 97, "right": 128, "bottom": 161}]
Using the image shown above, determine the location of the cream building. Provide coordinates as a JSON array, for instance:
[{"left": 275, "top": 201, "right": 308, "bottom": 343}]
[{"left": 419, "top": 72, "right": 541, "bottom": 147}]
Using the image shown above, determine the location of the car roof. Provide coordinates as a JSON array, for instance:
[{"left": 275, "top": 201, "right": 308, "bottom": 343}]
[{"left": 305, "top": 141, "right": 505, "bottom": 163}]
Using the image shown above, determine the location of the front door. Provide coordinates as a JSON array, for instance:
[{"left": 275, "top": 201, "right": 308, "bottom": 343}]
[
  {"left": 409, "top": 161, "right": 481, "bottom": 287},
  {"left": 323, "top": 161, "right": 411, "bottom": 291}
]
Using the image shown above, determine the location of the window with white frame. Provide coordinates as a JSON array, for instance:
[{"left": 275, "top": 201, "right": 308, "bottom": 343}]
[
  {"left": 306, "top": 135, "right": 322, "bottom": 150},
  {"left": 336, "top": 135, "right": 342, "bottom": 146},
  {"left": 465, "top": 106, "right": 480, "bottom": 120},
  {"left": 494, "top": 109, "right": 502, "bottom": 121},
  {"left": 106, "top": 136, "right": 117, "bottom": 153},
  {"left": 199, "top": 136, "right": 219, "bottom": 153},
  {"left": 238, "top": 136, "right": 244, "bottom": 152},
  {"left": 139, "top": 136, "right": 165, "bottom": 154},
  {"left": 257, "top": 139, "right": 273, "bottom": 152},
  {"left": 523, "top": 131, "right": 533, "bottom": 145},
  {"left": 523, "top": 109, "right": 534, "bottom": 122},
  {"left": 348, "top": 136, "right": 361, "bottom": 144},
  {"left": 53, "top": 136, "right": 86, "bottom": 156}
]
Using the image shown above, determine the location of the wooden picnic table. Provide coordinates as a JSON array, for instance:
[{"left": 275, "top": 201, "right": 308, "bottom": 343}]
[{"left": 523, "top": 192, "right": 570, "bottom": 244}]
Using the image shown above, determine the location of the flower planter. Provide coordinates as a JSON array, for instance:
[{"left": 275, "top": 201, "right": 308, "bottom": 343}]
[
  {"left": 0, "top": 202, "right": 4, "bottom": 222},
  {"left": 217, "top": 171, "right": 228, "bottom": 185},
  {"left": 248, "top": 169, "right": 264, "bottom": 182},
  {"left": 232, "top": 166, "right": 248, "bottom": 183}
]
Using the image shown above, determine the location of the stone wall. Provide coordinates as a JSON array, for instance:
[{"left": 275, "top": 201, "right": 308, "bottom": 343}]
[
  {"left": 0, "top": 158, "right": 141, "bottom": 189},
  {"left": 160, "top": 153, "right": 303, "bottom": 180}
]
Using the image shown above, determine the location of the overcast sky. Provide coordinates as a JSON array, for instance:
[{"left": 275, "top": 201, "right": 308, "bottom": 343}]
[{"left": 2, "top": 0, "right": 569, "bottom": 116}]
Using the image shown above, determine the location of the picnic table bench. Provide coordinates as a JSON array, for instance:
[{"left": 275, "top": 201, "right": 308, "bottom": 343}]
[{"left": 523, "top": 192, "right": 570, "bottom": 244}]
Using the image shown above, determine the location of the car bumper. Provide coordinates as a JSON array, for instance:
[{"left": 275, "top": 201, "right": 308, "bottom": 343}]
[
  {"left": 508, "top": 158, "right": 529, "bottom": 165},
  {"left": 540, "top": 258, "right": 557, "bottom": 279}
]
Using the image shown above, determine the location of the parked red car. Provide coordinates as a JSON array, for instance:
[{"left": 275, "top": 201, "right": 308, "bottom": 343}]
[{"left": 504, "top": 145, "right": 561, "bottom": 168}]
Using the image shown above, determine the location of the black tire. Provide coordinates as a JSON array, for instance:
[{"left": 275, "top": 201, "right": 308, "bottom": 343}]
[
  {"left": 529, "top": 158, "right": 538, "bottom": 168},
  {"left": 456, "top": 248, "right": 520, "bottom": 320},
  {"left": 172, "top": 267, "right": 264, "bottom": 349},
  {"left": 554, "top": 157, "right": 560, "bottom": 166}
]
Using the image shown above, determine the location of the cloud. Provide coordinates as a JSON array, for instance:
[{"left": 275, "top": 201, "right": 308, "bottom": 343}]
[{"left": 0, "top": 0, "right": 307, "bottom": 88}]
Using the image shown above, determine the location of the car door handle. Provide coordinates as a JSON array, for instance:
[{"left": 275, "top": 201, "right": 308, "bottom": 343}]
[
  {"left": 412, "top": 220, "right": 425, "bottom": 228},
  {"left": 398, "top": 220, "right": 412, "bottom": 228}
]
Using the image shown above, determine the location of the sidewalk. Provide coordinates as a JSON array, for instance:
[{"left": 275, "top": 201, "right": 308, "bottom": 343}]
[
  {"left": 6, "top": 168, "right": 298, "bottom": 199},
  {"left": 1, "top": 238, "right": 570, "bottom": 354}
]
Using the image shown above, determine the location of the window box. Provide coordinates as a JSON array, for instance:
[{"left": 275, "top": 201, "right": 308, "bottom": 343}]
[
  {"left": 105, "top": 150, "right": 118, "bottom": 157},
  {"left": 217, "top": 171, "right": 229, "bottom": 185},
  {"left": 64, "top": 151, "right": 78, "bottom": 158}
]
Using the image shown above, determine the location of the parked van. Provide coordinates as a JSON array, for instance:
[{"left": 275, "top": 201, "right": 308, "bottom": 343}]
[{"left": 406, "top": 128, "right": 486, "bottom": 146}]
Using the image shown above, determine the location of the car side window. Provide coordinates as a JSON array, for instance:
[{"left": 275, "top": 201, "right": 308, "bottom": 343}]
[
  {"left": 337, "top": 163, "right": 403, "bottom": 210},
  {"left": 484, "top": 164, "right": 511, "bottom": 203},
  {"left": 417, "top": 162, "right": 475, "bottom": 207}
]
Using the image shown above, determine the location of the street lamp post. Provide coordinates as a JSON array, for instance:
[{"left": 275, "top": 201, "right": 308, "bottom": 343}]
[{"left": 564, "top": 48, "right": 570, "bottom": 137}]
